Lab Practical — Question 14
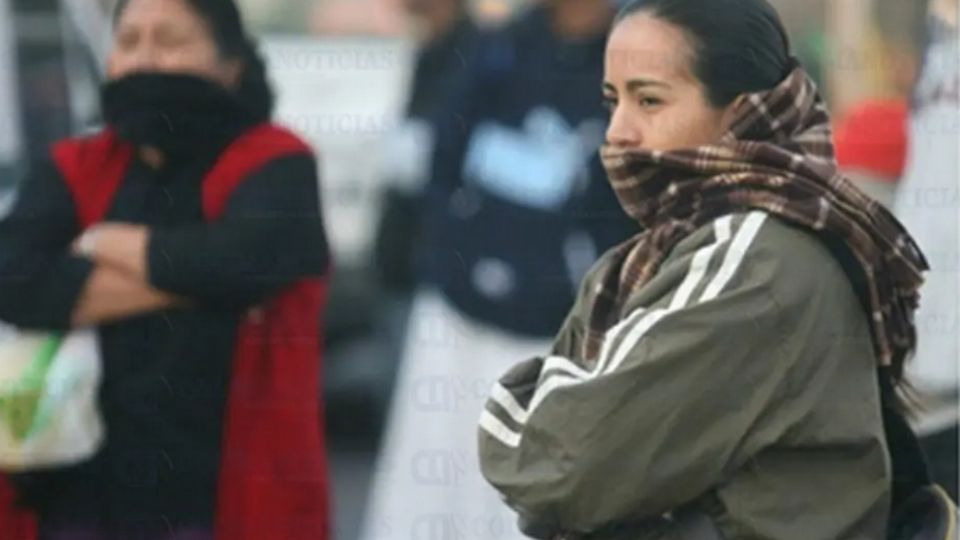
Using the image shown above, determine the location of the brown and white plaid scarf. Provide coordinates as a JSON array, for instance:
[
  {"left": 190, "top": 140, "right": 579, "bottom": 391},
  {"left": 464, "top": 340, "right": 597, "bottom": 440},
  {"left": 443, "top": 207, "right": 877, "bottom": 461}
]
[{"left": 587, "top": 63, "right": 928, "bottom": 372}]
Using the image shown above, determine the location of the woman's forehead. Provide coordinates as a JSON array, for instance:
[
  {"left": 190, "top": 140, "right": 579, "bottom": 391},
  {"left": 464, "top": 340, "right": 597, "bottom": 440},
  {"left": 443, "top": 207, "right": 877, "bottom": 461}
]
[
  {"left": 116, "top": 0, "right": 204, "bottom": 30},
  {"left": 605, "top": 13, "right": 696, "bottom": 85}
]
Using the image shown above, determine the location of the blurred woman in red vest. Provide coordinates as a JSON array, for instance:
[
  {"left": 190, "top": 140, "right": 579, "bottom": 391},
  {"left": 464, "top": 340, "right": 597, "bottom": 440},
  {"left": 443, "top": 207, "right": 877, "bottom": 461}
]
[{"left": 0, "top": 0, "right": 331, "bottom": 539}]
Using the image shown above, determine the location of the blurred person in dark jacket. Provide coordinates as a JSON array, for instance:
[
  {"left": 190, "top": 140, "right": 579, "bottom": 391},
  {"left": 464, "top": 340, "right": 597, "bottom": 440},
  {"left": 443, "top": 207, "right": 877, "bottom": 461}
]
[
  {"left": 374, "top": 0, "right": 479, "bottom": 293},
  {"left": 361, "top": 1, "right": 634, "bottom": 539},
  {"left": 0, "top": 0, "right": 332, "bottom": 538},
  {"left": 349, "top": 0, "right": 480, "bottom": 442}
]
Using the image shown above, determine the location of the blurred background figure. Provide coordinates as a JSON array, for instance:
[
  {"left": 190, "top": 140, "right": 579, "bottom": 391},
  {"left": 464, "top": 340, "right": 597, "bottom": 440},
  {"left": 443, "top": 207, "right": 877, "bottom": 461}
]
[
  {"left": 829, "top": 0, "right": 928, "bottom": 209},
  {"left": 309, "top": 0, "right": 520, "bottom": 34},
  {"left": 834, "top": 99, "right": 909, "bottom": 208},
  {"left": 374, "top": 0, "right": 478, "bottom": 294},
  {"left": 892, "top": 0, "right": 959, "bottom": 501},
  {"left": 0, "top": 0, "right": 332, "bottom": 537},
  {"left": 359, "top": 0, "right": 636, "bottom": 537},
  {"left": 366, "top": 0, "right": 479, "bottom": 439}
]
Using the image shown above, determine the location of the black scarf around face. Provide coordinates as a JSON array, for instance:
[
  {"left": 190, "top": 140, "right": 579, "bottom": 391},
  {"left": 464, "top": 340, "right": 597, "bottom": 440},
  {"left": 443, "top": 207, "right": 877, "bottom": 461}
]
[{"left": 101, "top": 72, "right": 260, "bottom": 154}]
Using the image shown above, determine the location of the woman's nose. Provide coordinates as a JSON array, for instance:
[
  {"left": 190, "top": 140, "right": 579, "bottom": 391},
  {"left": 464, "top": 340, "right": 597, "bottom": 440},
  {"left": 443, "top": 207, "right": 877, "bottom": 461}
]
[{"left": 605, "top": 108, "right": 642, "bottom": 149}]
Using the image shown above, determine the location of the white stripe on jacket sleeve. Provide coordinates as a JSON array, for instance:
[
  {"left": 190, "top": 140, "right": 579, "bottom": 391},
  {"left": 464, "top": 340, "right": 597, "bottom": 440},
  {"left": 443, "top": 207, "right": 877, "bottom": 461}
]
[{"left": 480, "top": 212, "right": 768, "bottom": 447}]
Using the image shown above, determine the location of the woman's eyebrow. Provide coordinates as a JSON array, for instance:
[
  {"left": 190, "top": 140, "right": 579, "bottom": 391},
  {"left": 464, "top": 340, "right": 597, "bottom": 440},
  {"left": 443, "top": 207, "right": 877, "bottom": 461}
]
[
  {"left": 626, "top": 79, "right": 671, "bottom": 91},
  {"left": 602, "top": 82, "right": 617, "bottom": 93}
]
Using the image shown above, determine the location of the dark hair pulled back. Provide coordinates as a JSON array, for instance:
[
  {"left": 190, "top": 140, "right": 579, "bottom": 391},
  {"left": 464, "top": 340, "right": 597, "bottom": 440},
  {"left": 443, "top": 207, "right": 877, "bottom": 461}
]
[{"left": 615, "top": 0, "right": 793, "bottom": 107}]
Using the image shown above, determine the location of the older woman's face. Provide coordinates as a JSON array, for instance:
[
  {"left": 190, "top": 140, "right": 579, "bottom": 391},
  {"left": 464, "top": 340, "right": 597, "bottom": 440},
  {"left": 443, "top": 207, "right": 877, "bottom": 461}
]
[
  {"left": 603, "top": 13, "right": 737, "bottom": 151},
  {"left": 107, "top": 0, "right": 240, "bottom": 87}
]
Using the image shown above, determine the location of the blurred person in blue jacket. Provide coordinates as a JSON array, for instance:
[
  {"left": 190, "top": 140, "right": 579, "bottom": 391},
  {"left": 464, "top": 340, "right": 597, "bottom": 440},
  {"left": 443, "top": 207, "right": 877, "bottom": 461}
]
[{"left": 361, "top": 1, "right": 634, "bottom": 539}]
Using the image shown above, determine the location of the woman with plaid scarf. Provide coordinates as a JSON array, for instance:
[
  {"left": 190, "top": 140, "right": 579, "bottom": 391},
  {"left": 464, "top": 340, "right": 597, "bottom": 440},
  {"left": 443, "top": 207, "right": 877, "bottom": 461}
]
[{"left": 477, "top": 0, "right": 941, "bottom": 538}]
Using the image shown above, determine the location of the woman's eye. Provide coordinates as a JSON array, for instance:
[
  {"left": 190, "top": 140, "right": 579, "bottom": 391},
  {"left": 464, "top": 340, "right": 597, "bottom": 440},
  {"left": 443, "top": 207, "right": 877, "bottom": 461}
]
[
  {"left": 602, "top": 98, "right": 617, "bottom": 112},
  {"left": 638, "top": 96, "right": 663, "bottom": 108},
  {"left": 116, "top": 32, "right": 138, "bottom": 50}
]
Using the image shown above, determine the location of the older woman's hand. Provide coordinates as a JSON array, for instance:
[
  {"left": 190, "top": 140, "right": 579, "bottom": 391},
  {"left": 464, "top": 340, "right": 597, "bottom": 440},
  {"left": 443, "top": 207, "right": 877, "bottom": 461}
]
[{"left": 72, "top": 223, "right": 151, "bottom": 281}]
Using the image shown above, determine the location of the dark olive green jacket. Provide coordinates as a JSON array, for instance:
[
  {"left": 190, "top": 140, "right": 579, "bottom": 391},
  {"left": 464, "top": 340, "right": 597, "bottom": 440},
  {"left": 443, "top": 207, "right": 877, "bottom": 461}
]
[{"left": 479, "top": 211, "right": 890, "bottom": 539}]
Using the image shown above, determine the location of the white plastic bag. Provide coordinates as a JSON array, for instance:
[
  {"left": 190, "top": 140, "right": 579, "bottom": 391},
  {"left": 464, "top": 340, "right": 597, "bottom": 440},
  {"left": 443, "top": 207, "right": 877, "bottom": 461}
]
[{"left": 0, "top": 325, "right": 104, "bottom": 471}]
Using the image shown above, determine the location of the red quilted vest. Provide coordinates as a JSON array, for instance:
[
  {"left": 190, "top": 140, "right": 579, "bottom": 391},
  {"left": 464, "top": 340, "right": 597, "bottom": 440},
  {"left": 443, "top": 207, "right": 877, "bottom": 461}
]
[{"left": 0, "top": 124, "right": 331, "bottom": 540}]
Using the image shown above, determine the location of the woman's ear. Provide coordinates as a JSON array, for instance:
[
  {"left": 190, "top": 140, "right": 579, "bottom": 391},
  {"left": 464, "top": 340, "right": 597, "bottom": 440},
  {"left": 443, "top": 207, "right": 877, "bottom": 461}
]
[{"left": 720, "top": 94, "right": 748, "bottom": 131}]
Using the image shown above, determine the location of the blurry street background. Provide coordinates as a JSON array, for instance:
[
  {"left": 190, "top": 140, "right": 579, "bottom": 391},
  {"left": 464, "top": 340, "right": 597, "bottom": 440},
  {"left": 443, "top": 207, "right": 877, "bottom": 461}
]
[{"left": 0, "top": 0, "right": 955, "bottom": 538}]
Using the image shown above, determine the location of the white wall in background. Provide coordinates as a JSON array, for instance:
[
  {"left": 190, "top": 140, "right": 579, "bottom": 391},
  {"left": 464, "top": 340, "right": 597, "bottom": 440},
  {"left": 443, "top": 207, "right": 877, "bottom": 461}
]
[
  {"left": 262, "top": 36, "right": 415, "bottom": 266},
  {"left": 895, "top": 13, "right": 960, "bottom": 434}
]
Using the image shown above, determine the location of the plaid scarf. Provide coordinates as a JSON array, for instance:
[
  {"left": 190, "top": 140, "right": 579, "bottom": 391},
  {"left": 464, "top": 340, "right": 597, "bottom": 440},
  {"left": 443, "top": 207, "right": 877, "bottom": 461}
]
[{"left": 587, "top": 63, "right": 928, "bottom": 372}]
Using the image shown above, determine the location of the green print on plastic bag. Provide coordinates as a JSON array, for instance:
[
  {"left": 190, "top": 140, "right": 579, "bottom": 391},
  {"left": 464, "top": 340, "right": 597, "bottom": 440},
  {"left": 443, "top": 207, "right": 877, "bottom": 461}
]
[{"left": 0, "top": 334, "right": 63, "bottom": 441}]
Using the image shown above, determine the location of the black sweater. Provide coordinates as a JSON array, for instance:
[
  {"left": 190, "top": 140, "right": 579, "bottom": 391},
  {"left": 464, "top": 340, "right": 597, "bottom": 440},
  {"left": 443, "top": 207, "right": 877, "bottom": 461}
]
[{"left": 0, "top": 138, "right": 328, "bottom": 534}]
